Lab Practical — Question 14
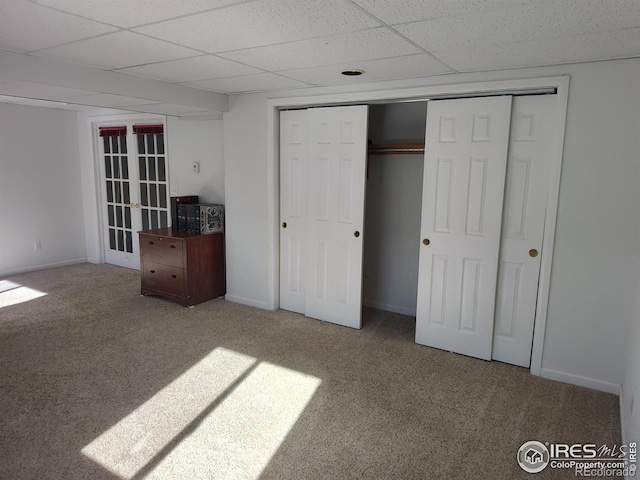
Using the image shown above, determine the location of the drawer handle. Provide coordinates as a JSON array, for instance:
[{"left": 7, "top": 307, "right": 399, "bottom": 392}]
[
  {"left": 170, "top": 244, "right": 176, "bottom": 249},
  {"left": 148, "top": 241, "right": 154, "bottom": 245},
  {"left": 150, "top": 270, "right": 156, "bottom": 274},
  {"left": 171, "top": 274, "right": 177, "bottom": 279}
]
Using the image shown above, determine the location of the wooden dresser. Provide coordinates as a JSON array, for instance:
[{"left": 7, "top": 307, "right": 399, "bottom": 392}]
[{"left": 138, "top": 227, "right": 225, "bottom": 307}]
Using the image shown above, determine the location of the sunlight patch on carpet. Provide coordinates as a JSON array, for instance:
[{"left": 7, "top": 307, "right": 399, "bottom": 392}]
[
  {"left": 143, "top": 362, "right": 321, "bottom": 480},
  {"left": 0, "top": 281, "right": 47, "bottom": 308},
  {"left": 82, "top": 347, "right": 321, "bottom": 479},
  {"left": 82, "top": 347, "right": 257, "bottom": 479}
]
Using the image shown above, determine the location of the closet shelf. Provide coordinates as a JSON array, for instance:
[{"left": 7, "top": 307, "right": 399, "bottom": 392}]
[{"left": 368, "top": 143, "right": 425, "bottom": 155}]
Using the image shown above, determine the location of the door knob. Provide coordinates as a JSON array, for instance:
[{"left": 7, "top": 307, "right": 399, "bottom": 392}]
[
  {"left": 282, "top": 222, "right": 287, "bottom": 228},
  {"left": 354, "top": 231, "right": 360, "bottom": 238},
  {"left": 423, "top": 238, "right": 430, "bottom": 246},
  {"left": 529, "top": 248, "right": 539, "bottom": 258}
]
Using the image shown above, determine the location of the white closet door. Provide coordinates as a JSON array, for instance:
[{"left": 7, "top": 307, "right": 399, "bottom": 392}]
[
  {"left": 493, "top": 95, "right": 556, "bottom": 367},
  {"left": 280, "top": 110, "right": 308, "bottom": 314},
  {"left": 305, "top": 105, "right": 368, "bottom": 328},
  {"left": 415, "top": 96, "right": 512, "bottom": 360}
]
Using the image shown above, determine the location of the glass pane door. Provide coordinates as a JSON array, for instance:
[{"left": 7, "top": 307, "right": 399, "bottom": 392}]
[
  {"left": 137, "top": 132, "right": 169, "bottom": 231},
  {"left": 103, "top": 134, "right": 135, "bottom": 255},
  {"left": 98, "top": 121, "right": 169, "bottom": 270}
]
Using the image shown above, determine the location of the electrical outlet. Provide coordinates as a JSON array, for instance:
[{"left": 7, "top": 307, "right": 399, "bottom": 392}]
[
  {"left": 192, "top": 161, "right": 200, "bottom": 174},
  {"left": 33, "top": 240, "right": 41, "bottom": 251},
  {"left": 170, "top": 186, "right": 178, "bottom": 196}
]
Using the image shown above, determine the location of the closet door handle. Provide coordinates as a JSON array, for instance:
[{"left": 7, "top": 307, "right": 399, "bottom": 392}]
[
  {"left": 170, "top": 244, "right": 176, "bottom": 249},
  {"left": 422, "top": 238, "right": 430, "bottom": 246},
  {"left": 148, "top": 241, "right": 154, "bottom": 245},
  {"left": 282, "top": 222, "right": 287, "bottom": 228},
  {"left": 171, "top": 274, "right": 177, "bottom": 279},
  {"left": 354, "top": 231, "right": 360, "bottom": 238},
  {"left": 150, "top": 270, "right": 156, "bottom": 274},
  {"left": 529, "top": 248, "right": 539, "bottom": 258}
]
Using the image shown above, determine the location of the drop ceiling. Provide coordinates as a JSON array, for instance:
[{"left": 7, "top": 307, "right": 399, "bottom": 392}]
[{"left": 0, "top": 0, "right": 638, "bottom": 115}]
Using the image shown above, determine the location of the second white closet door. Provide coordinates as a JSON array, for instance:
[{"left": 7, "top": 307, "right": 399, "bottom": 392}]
[
  {"left": 415, "top": 96, "right": 512, "bottom": 360},
  {"left": 280, "top": 106, "right": 368, "bottom": 328},
  {"left": 280, "top": 110, "right": 308, "bottom": 314},
  {"left": 305, "top": 106, "right": 368, "bottom": 329},
  {"left": 492, "top": 95, "right": 557, "bottom": 367}
]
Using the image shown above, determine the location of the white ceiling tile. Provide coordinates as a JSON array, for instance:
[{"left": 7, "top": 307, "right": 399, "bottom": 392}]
[
  {"left": 62, "top": 93, "right": 160, "bottom": 108},
  {"left": 0, "top": 81, "right": 94, "bottom": 100},
  {"left": 351, "top": 0, "right": 536, "bottom": 24},
  {"left": 34, "top": 0, "right": 240, "bottom": 28},
  {"left": 434, "top": 0, "right": 536, "bottom": 18},
  {"left": 116, "top": 55, "right": 263, "bottom": 83},
  {"left": 135, "top": 0, "right": 379, "bottom": 53},
  {"left": 280, "top": 54, "right": 453, "bottom": 85},
  {"left": 187, "top": 73, "right": 311, "bottom": 93},
  {"left": 349, "top": 0, "right": 449, "bottom": 24},
  {"left": 0, "top": 0, "right": 117, "bottom": 52},
  {"left": 33, "top": 31, "right": 201, "bottom": 70},
  {"left": 397, "top": 0, "right": 640, "bottom": 52},
  {"left": 1, "top": 0, "right": 638, "bottom": 100},
  {"left": 123, "top": 103, "right": 215, "bottom": 116},
  {"left": 0, "top": 94, "right": 93, "bottom": 110},
  {"left": 433, "top": 27, "right": 640, "bottom": 72},
  {"left": 220, "top": 28, "right": 421, "bottom": 71}
]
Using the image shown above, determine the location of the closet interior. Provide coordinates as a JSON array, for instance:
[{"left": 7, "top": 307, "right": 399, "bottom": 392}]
[{"left": 362, "top": 102, "right": 427, "bottom": 329}]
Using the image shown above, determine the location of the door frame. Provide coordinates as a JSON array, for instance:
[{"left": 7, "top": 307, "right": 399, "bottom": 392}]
[
  {"left": 88, "top": 113, "right": 168, "bottom": 266},
  {"left": 266, "top": 76, "right": 570, "bottom": 377}
]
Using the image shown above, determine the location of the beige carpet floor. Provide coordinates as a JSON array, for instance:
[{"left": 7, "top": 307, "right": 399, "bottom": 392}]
[{"left": 0, "top": 263, "right": 621, "bottom": 479}]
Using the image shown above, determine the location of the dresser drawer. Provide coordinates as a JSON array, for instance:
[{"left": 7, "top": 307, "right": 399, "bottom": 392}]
[
  {"left": 140, "top": 235, "right": 185, "bottom": 268},
  {"left": 141, "top": 262, "right": 186, "bottom": 296}
]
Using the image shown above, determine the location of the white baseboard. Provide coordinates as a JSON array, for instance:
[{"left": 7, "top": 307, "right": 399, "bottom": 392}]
[
  {"left": 539, "top": 368, "right": 621, "bottom": 395},
  {"left": 619, "top": 384, "right": 628, "bottom": 445},
  {"left": 362, "top": 299, "right": 416, "bottom": 317},
  {"left": 0, "top": 258, "right": 87, "bottom": 277},
  {"left": 224, "top": 294, "right": 274, "bottom": 311}
]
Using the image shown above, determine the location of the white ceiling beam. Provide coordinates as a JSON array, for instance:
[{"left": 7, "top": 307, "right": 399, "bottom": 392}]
[{"left": 0, "top": 50, "right": 229, "bottom": 112}]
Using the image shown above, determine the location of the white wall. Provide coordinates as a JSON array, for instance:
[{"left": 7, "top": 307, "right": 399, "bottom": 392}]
[
  {"left": 368, "top": 102, "right": 428, "bottom": 142},
  {"left": 538, "top": 60, "right": 639, "bottom": 392},
  {"left": 166, "top": 116, "right": 225, "bottom": 204},
  {"left": 223, "top": 96, "right": 270, "bottom": 307},
  {"left": 362, "top": 103, "right": 425, "bottom": 315},
  {"left": 0, "top": 103, "right": 86, "bottom": 275},
  {"left": 223, "top": 58, "right": 640, "bottom": 392},
  {"left": 621, "top": 114, "right": 640, "bottom": 451},
  {"left": 622, "top": 274, "right": 640, "bottom": 455},
  {"left": 78, "top": 112, "right": 225, "bottom": 264}
]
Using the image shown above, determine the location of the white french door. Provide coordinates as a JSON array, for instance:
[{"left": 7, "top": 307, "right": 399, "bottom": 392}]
[
  {"left": 97, "top": 122, "right": 170, "bottom": 270},
  {"left": 492, "top": 95, "right": 557, "bottom": 367},
  {"left": 279, "top": 105, "right": 369, "bottom": 329},
  {"left": 415, "top": 96, "right": 513, "bottom": 360}
]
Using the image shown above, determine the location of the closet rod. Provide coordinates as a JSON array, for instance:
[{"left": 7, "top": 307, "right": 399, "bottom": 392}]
[{"left": 368, "top": 143, "right": 425, "bottom": 155}]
